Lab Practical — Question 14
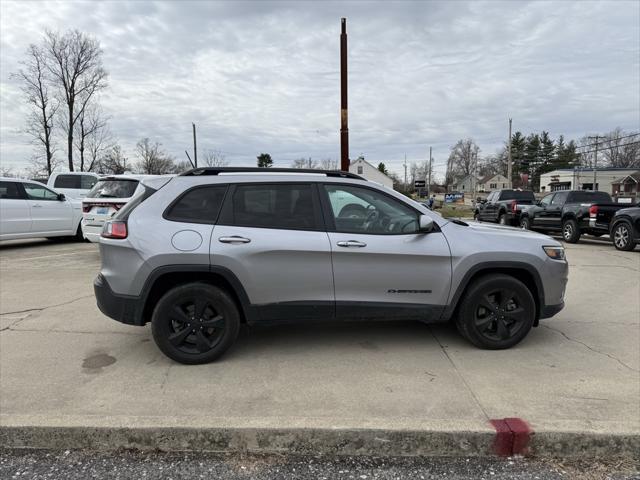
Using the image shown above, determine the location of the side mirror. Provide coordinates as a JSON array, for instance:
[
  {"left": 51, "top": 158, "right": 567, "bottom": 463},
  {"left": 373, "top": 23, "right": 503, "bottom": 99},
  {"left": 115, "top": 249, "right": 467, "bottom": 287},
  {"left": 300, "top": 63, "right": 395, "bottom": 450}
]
[
  {"left": 418, "top": 215, "right": 434, "bottom": 233},
  {"left": 57, "top": 193, "right": 66, "bottom": 201}
]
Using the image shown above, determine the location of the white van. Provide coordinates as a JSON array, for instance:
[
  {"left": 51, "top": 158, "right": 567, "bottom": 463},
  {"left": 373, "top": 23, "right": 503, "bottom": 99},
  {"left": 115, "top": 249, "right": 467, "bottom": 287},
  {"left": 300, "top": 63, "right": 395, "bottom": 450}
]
[{"left": 47, "top": 172, "right": 100, "bottom": 200}]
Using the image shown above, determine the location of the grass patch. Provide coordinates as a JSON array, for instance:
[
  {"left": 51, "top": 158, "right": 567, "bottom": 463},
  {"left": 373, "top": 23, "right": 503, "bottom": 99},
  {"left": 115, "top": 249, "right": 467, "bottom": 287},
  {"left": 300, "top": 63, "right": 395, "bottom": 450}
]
[{"left": 437, "top": 205, "right": 475, "bottom": 219}]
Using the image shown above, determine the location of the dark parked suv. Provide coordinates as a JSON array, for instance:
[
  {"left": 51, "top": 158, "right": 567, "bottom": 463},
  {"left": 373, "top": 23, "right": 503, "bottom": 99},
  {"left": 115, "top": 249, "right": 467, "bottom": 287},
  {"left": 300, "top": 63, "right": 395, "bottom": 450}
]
[{"left": 94, "top": 168, "right": 568, "bottom": 364}]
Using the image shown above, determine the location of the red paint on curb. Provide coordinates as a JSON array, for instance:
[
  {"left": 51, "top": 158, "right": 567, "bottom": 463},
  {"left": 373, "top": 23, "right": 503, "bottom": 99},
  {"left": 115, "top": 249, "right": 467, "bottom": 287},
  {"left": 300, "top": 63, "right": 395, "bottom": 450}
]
[{"left": 489, "top": 418, "right": 532, "bottom": 456}]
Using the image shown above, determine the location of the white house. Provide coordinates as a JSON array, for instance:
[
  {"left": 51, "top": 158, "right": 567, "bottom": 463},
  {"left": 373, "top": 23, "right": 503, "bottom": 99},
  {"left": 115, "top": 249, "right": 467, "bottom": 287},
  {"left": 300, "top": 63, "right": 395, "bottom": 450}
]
[
  {"left": 539, "top": 168, "right": 638, "bottom": 194},
  {"left": 349, "top": 158, "right": 394, "bottom": 189},
  {"left": 450, "top": 174, "right": 478, "bottom": 193},
  {"left": 478, "top": 174, "right": 509, "bottom": 192}
]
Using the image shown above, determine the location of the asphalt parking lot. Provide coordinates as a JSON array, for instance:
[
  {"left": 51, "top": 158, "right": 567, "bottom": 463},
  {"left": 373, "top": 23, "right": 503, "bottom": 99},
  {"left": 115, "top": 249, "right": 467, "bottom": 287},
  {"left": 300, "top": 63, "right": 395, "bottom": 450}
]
[{"left": 0, "top": 236, "right": 638, "bottom": 458}]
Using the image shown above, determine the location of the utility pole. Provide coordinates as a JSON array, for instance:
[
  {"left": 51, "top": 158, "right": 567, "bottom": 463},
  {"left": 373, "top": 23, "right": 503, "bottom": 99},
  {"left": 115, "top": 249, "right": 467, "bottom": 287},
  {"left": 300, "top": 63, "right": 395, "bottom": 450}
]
[
  {"left": 427, "top": 146, "right": 432, "bottom": 198},
  {"left": 192, "top": 123, "right": 198, "bottom": 168},
  {"left": 507, "top": 118, "right": 513, "bottom": 189},
  {"left": 403, "top": 154, "right": 408, "bottom": 190},
  {"left": 586, "top": 135, "right": 599, "bottom": 190},
  {"left": 340, "top": 18, "right": 349, "bottom": 172}
]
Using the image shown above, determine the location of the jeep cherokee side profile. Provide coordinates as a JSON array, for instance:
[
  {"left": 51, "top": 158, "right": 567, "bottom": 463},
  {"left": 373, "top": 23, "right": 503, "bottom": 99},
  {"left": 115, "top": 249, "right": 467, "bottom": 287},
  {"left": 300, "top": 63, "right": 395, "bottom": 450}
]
[{"left": 94, "top": 168, "right": 568, "bottom": 364}]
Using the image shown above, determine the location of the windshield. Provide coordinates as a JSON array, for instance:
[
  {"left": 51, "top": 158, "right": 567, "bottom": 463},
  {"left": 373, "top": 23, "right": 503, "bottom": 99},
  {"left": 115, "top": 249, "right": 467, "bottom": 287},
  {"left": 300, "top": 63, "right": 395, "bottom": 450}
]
[{"left": 86, "top": 179, "right": 139, "bottom": 199}]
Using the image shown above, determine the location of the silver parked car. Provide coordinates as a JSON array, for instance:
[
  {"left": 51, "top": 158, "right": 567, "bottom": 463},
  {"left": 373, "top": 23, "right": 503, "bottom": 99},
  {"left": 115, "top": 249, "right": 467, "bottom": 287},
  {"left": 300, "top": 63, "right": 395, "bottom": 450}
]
[{"left": 94, "top": 168, "right": 568, "bottom": 364}]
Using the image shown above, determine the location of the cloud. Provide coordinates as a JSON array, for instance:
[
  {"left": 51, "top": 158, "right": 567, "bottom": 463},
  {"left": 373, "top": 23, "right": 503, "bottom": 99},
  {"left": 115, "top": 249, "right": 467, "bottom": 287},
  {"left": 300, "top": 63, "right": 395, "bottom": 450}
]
[{"left": 1, "top": 0, "right": 638, "bottom": 178}]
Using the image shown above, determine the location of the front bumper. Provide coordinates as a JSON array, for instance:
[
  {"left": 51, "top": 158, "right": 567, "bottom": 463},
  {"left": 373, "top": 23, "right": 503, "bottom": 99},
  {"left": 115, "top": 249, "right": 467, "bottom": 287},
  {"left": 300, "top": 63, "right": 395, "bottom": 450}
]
[{"left": 94, "top": 274, "right": 144, "bottom": 326}]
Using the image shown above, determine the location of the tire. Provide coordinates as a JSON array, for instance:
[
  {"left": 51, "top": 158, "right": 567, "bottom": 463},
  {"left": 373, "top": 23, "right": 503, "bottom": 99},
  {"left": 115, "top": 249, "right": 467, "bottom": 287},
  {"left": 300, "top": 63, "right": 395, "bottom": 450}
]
[
  {"left": 611, "top": 221, "right": 637, "bottom": 251},
  {"left": 520, "top": 216, "right": 531, "bottom": 230},
  {"left": 562, "top": 218, "right": 581, "bottom": 243},
  {"left": 498, "top": 213, "right": 507, "bottom": 225},
  {"left": 151, "top": 283, "right": 241, "bottom": 364},
  {"left": 73, "top": 222, "right": 85, "bottom": 242},
  {"left": 454, "top": 274, "right": 535, "bottom": 350}
]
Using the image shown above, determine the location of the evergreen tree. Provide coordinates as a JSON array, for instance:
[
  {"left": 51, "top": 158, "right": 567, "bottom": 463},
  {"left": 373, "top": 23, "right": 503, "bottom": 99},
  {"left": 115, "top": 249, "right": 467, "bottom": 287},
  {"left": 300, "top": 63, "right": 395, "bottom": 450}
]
[{"left": 256, "top": 153, "right": 273, "bottom": 168}]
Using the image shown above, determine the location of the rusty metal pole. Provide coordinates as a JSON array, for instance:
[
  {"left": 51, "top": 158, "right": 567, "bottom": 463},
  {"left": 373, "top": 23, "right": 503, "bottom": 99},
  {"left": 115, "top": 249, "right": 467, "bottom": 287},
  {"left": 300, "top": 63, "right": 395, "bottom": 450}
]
[
  {"left": 192, "top": 123, "right": 198, "bottom": 168},
  {"left": 340, "top": 18, "right": 349, "bottom": 172}
]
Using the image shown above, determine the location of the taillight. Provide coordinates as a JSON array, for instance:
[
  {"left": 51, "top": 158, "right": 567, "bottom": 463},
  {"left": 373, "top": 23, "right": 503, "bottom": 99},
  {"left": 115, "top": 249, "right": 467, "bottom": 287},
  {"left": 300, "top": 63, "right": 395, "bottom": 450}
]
[
  {"left": 82, "top": 204, "right": 91, "bottom": 213},
  {"left": 101, "top": 221, "right": 128, "bottom": 239},
  {"left": 511, "top": 200, "right": 517, "bottom": 213},
  {"left": 589, "top": 205, "right": 598, "bottom": 218}
]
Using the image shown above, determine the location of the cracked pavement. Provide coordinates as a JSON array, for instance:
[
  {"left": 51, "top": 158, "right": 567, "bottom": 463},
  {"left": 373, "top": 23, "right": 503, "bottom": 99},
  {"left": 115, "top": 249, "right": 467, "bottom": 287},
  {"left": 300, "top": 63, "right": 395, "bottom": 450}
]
[{"left": 0, "top": 237, "right": 638, "bottom": 449}]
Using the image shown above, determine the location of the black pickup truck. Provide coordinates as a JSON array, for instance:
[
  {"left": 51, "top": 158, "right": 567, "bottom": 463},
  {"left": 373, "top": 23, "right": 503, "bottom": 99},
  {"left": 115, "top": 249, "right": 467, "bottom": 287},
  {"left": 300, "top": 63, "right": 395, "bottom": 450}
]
[
  {"left": 609, "top": 206, "right": 640, "bottom": 251},
  {"left": 474, "top": 189, "right": 536, "bottom": 225},
  {"left": 519, "top": 190, "right": 629, "bottom": 243}
]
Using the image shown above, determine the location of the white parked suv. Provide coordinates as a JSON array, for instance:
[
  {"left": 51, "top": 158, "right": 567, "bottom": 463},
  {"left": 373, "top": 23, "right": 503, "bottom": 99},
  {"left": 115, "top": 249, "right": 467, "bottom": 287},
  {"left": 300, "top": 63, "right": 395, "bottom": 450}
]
[
  {"left": 82, "top": 175, "right": 166, "bottom": 242},
  {"left": 47, "top": 172, "right": 100, "bottom": 200},
  {"left": 0, "top": 177, "right": 83, "bottom": 241}
]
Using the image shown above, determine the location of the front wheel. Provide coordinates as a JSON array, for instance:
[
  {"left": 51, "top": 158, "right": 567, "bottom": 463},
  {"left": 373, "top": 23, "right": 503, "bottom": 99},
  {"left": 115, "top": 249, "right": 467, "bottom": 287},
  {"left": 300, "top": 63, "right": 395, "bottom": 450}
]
[
  {"left": 151, "top": 283, "right": 241, "bottom": 364},
  {"left": 562, "top": 218, "right": 581, "bottom": 243},
  {"left": 455, "top": 274, "right": 535, "bottom": 349},
  {"left": 498, "top": 213, "right": 507, "bottom": 225},
  {"left": 612, "top": 222, "right": 637, "bottom": 251}
]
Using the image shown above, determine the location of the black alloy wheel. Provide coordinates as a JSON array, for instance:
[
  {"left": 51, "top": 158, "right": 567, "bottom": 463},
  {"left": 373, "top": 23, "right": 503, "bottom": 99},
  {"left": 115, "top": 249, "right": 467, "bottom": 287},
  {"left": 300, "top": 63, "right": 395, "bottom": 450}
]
[
  {"left": 612, "top": 222, "right": 637, "bottom": 251},
  {"left": 455, "top": 274, "right": 535, "bottom": 349},
  {"left": 152, "top": 283, "right": 240, "bottom": 364}
]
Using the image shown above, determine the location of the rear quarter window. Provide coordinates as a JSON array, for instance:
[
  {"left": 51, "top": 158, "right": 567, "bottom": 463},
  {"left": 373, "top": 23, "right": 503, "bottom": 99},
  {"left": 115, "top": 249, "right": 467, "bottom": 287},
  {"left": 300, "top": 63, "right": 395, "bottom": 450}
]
[
  {"left": 164, "top": 185, "right": 228, "bottom": 224},
  {"left": 0, "top": 181, "right": 23, "bottom": 199},
  {"left": 53, "top": 175, "right": 80, "bottom": 189},
  {"left": 498, "top": 190, "right": 535, "bottom": 201}
]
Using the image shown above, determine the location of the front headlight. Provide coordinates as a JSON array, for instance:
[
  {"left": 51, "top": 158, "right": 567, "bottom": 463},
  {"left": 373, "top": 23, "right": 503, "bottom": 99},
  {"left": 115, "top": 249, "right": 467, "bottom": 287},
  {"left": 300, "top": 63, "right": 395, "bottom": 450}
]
[{"left": 543, "top": 246, "right": 566, "bottom": 261}]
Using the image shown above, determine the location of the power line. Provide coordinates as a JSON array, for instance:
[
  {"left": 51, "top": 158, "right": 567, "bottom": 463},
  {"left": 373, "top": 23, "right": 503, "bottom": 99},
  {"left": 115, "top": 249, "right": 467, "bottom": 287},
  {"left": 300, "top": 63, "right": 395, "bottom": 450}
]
[
  {"left": 576, "top": 132, "right": 640, "bottom": 149},
  {"left": 577, "top": 139, "right": 640, "bottom": 156}
]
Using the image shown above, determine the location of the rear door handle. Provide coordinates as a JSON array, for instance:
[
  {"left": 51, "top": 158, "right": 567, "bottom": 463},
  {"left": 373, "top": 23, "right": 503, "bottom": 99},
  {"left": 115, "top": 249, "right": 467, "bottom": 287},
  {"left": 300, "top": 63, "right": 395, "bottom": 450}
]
[
  {"left": 32, "top": 203, "right": 42, "bottom": 208},
  {"left": 336, "top": 240, "right": 367, "bottom": 248},
  {"left": 218, "top": 236, "right": 251, "bottom": 244}
]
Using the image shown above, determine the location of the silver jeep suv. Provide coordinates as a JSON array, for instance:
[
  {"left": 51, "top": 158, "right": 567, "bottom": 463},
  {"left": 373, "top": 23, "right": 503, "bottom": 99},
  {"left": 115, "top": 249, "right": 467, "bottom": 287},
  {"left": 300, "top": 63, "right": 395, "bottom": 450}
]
[{"left": 94, "top": 167, "right": 568, "bottom": 364}]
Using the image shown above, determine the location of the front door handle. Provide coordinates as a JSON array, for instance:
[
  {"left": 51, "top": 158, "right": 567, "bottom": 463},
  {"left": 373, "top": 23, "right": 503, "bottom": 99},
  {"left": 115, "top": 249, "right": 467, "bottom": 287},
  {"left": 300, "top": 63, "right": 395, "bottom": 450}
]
[
  {"left": 336, "top": 240, "right": 367, "bottom": 248},
  {"left": 32, "top": 203, "right": 42, "bottom": 208},
  {"left": 218, "top": 236, "right": 251, "bottom": 244}
]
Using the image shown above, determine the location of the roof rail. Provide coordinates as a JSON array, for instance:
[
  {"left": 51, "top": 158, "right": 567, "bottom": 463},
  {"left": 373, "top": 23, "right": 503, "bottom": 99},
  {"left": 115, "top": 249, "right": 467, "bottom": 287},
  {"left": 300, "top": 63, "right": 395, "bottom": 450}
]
[{"left": 180, "top": 167, "right": 365, "bottom": 180}]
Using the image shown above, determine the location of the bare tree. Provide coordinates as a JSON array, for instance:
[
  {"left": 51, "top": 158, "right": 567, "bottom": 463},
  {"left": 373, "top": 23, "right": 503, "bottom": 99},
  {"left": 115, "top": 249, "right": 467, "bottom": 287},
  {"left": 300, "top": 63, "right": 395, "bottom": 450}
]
[
  {"left": 86, "top": 119, "right": 113, "bottom": 172},
  {"left": 12, "top": 44, "right": 58, "bottom": 175},
  {"left": 43, "top": 30, "right": 108, "bottom": 171},
  {"left": 0, "top": 165, "right": 15, "bottom": 177},
  {"left": 99, "top": 145, "right": 128, "bottom": 174},
  {"left": 75, "top": 104, "right": 108, "bottom": 172},
  {"left": 318, "top": 158, "right": 338, "bottom": 170},
  {"left": 135, "top": 138, "right": 175, "bottom": 174},
  {"left": 600, "top": 128, "right": 640, "bottom": 168},
  {"left": 203, "top": 150, "right": 228, "bottom": 167},
  {"left": 172, "top": 160, "right": 193, "bottom": 174},
  {"left": 448, "top": 139, "right": 480, "bottom": 178},
  {"left": 291, "top": 157, "right": 318, "bottom": 169}
]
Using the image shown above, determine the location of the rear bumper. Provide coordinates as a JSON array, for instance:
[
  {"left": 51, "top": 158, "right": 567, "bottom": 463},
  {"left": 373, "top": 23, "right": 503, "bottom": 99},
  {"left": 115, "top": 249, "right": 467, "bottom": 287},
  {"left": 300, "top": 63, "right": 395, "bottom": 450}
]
[
  {"left": 82, "top": 223, "right": 103, "bottom": 243},
  {"left": 94, "top": 274, "right": 144, "bottom": 326},
  {"left": 540, "top": 301, "right": 564, "bottom": 319}
]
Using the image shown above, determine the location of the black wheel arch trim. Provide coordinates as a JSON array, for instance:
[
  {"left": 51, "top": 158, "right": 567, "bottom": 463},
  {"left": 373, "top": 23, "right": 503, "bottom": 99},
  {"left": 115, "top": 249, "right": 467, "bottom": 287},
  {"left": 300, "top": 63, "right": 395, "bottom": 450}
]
[
  {"left": 135, "top": 264, "right": 254, "bottom": 325},
  {"left": 440, "top": 261, "right": 545, "bottom": 323}
]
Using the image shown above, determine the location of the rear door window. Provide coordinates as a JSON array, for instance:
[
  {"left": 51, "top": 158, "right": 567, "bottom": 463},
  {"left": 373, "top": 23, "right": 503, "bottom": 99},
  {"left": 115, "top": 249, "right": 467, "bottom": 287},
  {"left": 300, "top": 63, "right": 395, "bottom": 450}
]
[
  {"left": 551, "top": 191, "right": 568, "bottom": 205},
  {"left": 165, "top": 186, "right": 227, "bottom": 224},
  {"left": 53, "top": 175, "right": 80, "bottom": 189},
  {"left": 87, "top": 179, "right": 139, "bottom": 199},
  {"left": 0, "top": 181, "right": 24, "bottom": 199},
  {"left": 219, "top": 183, "right": 320, "bottom": 230}
]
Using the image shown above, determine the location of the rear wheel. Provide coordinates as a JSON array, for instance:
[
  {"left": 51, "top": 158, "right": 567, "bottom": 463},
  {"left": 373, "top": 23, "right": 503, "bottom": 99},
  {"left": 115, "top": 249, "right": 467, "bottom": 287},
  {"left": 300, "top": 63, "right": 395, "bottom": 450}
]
[
  {"left": 612, "top": 222, "right": 637, "bottom": 251},
  {"left": 151, "top": 283, "right": 240, "bottom": 364},
  {"left": 455, "top": 274, "right": 535, "bottom": 349},
  {"left": 520, "top": 217, "right": 531, "bottom": 230},
  {"left": 562, "top": 218, "right": 581, "bottom": 243},
  {"left": 73, "top": 222, "right": 85, "bottom": 242}
]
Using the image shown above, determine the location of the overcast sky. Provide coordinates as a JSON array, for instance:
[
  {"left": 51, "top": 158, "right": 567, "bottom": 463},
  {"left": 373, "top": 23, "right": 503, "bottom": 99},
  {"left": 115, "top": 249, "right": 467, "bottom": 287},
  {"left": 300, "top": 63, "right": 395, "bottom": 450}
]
[{"left": 1, "top": 0, "right": 639, "bottom": 178}]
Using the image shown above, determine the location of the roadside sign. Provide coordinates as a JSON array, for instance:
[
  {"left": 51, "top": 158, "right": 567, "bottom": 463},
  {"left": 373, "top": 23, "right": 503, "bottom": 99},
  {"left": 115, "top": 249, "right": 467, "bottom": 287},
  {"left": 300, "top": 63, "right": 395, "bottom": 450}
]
[
  {"left": 414, "top": 180, "right": 426, "bottom": 188},
  {"left": 445, "top": 192, "right": 465, "bottom": 204}
]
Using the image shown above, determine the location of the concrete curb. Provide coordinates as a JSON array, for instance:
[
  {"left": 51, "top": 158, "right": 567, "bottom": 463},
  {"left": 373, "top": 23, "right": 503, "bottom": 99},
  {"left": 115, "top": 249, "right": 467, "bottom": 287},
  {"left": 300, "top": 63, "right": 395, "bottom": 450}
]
[{"left": 1, "top": 425, "right": 638, "bottom": 458}]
